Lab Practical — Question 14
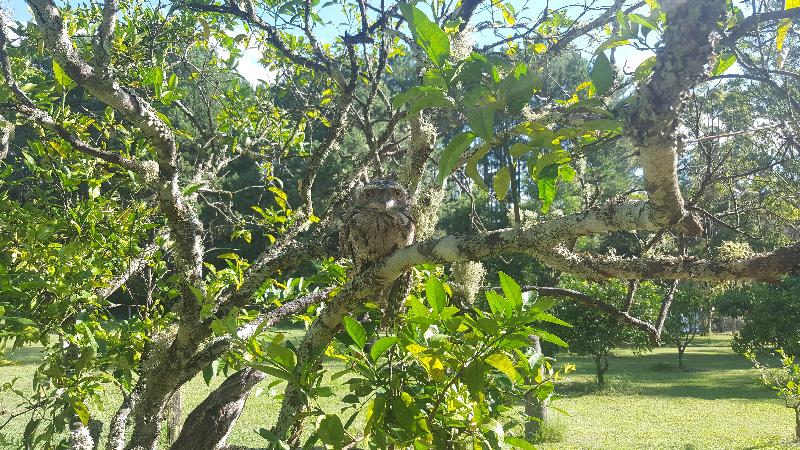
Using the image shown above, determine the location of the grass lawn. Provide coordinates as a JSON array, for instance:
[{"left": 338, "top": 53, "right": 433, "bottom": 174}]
[
  {"left": 540, "top": 334, "right": 800, "bottom": 450},
  {"left": 1, "top": 332, "right": 798, "bottom": 449}
]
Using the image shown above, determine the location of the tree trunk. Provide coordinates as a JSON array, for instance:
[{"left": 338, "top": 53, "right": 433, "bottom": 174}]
[
  {"left": 594, "top": 354, "right": 608, "bottom": 388},
  {"left": 795, "top": 406, "right": 799, "bottom": 440},
  {"left": 123, "top": 347, "right": 186, "bottom": 450},
  {"left": 172, "top": 368, "right": 266, "bottom": 450},
  {"left": 165, "top": 388, "right": 182, "bottom": 445},
  {"left": 524, "top": 336, "right": 549, "bottom": 440},
  {"left": 678, "top": 346, "right": 685, "bottom": 369},
  {"left": 68, "top": 422, "right": 95, "bottom": 450}
]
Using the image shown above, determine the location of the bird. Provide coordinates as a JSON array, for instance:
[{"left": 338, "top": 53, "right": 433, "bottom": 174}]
[
  {"left": 340, "top": 179, "right": 416, "bottom": 326},
  {"left": 339, "top": 179, "right": 416, "bottom": 273}
]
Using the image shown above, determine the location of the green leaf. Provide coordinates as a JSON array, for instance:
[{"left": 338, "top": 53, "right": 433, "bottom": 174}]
[
  {"left": 409, "top": 89, "right": 454, "bottom": 116},
  {"left": 506, "top": 436, "right": 538, "bottom": 450},
  {"left": 364, "top": 395, "right": 386, "bottom": 436},
  {"left": 534, "top": 312, "right": 572, "bottom": 328},
  {"left": 712, "top": 53, "right": 737, "bottom": 76},
  {"left": 252, "top": 364, "right": 294, "bottom": 382},
  {"left": 399, "top": 3, "right": 450, "bottom": 67},
  {"left": 633, "top": 56, "right": 657, "bottom": 82},
  {"left": 537, "top": 164, "right": 559, "bottom": 213},
  {"left": 266, "top": 343, "right": 298, "bottom": 370},
  {"left": 468, "top": 105, "right": 495, "bottom": 140},
  {"left": 463, "top": 359, "right": 485, "bottom": 400},
  {"left": 370, "top": 336, "right": 399, "bottom": 362},
  {"left": 530, "top": 296, "right": 558, "bottom": 314},
  {"left": 594, "top": 37, "right": 630, "bottom": 55},
  {"left": 485, "top": 353, "right": 520, "bottom": 382},
  {"left": 52, "top": 60, "right": 73, "bottom": 88},
  {"left": 531, "top": 328, "right": 569, "bottom": 347},
  {"left": 498, "top": 272, "right": 523, "bottom": 313},
  {"left": 343, "top": 316, "right": 367, "bottom": 349},
  {"left": 590, "top": 53, "right": 614, "bottom": 95},
  {"left": 0, "top": 306, "right": 4, "bottom": 317},
  {"left": 392, "top": 86, "right": 454, "bottom": 117},
  {"left": 486, "top": 290, "right": 511, "bottom": 318},
  {"left": 318, "top": 414, "right": 345, "bottom": 447},
  {"left": 509, "top": 143, "right": 531, "bottom": 158},
  {"left": 183, "top": 183, "right": 203, "bottom": 195},
  {"left": 202, "top": 362, "right": 214, "bottom": 386},
  {"left": 465, "top": 144, "right": 490, "bottom": 189},
  {"left": 425, "top": 277, "right": 447, "bottom": 314},
  {"left": 493, "top": 166, "right": 511, "bottom": 201},
  {"left": 628, "top": 13, "right": 657, "bottom": 31},
  {"left": 499, "top": 64, "right": 541, "bottom": 113},
  {"left": 582, "top": 119, "right": 622, "bottom": 131},
  {"left": 258, "top": 428, "right": 291, "bottom": 449},
  {"left": 188, "top": 285, "right": 206, "bottom": 303},
  {"left": 438, "top": 132, "right": 476, "bottom": 184},
  {"left": 559, "top": 164, "right": 577, "bottom": 182},
  {"left": 72, "top": 401, "right": 90, "bottom": 425},
  {"left": 532, "top": 151, "right": 571, "bottom": 179}
]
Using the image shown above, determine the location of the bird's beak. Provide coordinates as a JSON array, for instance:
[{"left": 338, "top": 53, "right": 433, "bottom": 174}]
[{"left": 384, "top": 199, "right": 395, "bottom": 210}]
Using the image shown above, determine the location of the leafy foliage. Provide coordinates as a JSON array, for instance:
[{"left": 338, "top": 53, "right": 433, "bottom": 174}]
[{"left": 266, "top": 272, "right": 571, "bottom": 449}]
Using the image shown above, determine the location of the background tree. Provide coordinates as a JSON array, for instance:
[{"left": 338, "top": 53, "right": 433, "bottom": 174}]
[
  {"left": 732, "top": 276, "right": 800, "bottom": 359},
  {"left": 548, "top": 278, "right": 661, "bottom": 387},
  {"left": 746, "top": 349, "right": 800, "bottom": 440},
  {"left": 662, "top": 283, "right": 704, "bottom": 369}
]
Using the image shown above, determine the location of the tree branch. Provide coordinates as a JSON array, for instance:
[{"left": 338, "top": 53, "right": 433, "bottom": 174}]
[
  {"left": 182, "top": 1, "right": 330, "bottom": 73},
  {"left": 627, "top": 0, "right": 725, "bottom": 228}
]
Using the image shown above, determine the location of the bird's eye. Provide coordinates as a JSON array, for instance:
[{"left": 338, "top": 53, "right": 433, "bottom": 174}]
[{"left": 393, "top": 190, "right": 403, "bottom": 198}]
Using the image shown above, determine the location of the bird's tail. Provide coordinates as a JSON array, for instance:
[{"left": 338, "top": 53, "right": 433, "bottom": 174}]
[{"left": 381, "top": 270, "right": 413, "bottom": 329}]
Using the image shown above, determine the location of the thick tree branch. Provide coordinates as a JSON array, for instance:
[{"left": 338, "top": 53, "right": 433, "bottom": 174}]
[
  {"left": 627, "top": 0, "right": 725, "bottom": 228},
  {"left": 531, "top": 242, "right": 800, "bottom": 282},
  {"left": 94, "top": 0, "right": 118, "bottom": 69},
  {"left": 171, "top": 368, "right": 266, "bottom": 450}
]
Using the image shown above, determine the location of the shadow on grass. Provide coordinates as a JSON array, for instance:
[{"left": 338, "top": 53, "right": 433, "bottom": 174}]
[
  {"left": 740, "top": 436, "right": 800, "bottom": 449},
  {"left": 1, "top": 346, "right": 44, "bottom": 366},
  {"left": 555, "top": 339, "right": 777, "bottom": 401},
  {"left": 558, "top": 374, "right": 643, "bottom": 397}
]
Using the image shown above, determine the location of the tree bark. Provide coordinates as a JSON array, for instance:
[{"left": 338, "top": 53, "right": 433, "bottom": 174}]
[
  {"left": 524, "top": 336, "right": 549, "bottom": 440},
  {"left": 795, "top": 406, "right": 799, "bottom": 440},
  {"left": 594, "top": 354, "right": 609, "bottom": 388},
  {"left": 172, "top": 368, "right": 266, "bottom": 450},
  {"left": 165, "top": 388, "right": 182, "bottom": 445},
  {"left": 678, "top": 346, "right": 686, "bottom": 369}
]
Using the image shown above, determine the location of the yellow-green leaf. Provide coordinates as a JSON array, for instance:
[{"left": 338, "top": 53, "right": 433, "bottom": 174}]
[
  {"left": 343, "top": 316, "right": 367, "bottom": 349},
  {"left": 485, "top": 353, "right": 520, "bottom": 382},
  {"left": 777, "top": 18, "right": 792, "bottom": 51},
  {"left": 493, "top": 166, "right": 511, "bottom": 201},
  {"left": 52, "top": 60, "right": 73, "bottom": 88}
]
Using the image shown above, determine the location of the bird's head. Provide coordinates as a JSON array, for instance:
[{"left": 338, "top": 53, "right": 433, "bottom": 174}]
[{"left": 356, "top": 180, "right": 409, "bottom": 211}]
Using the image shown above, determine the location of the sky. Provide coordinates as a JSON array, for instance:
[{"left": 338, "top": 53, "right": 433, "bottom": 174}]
[{"left": 1, "top": 0, "right": 654, "bottom": 85}]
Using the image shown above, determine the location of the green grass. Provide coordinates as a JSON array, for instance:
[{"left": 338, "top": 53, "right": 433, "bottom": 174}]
[
  {"left": 1, "top": 333, "right": 798, "bottom": 449},
  {"left": 539, "top": 334, "right": 800, "bottom": 450}
]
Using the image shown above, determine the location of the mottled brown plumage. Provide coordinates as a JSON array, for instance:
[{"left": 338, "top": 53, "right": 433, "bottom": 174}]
[
  {"left": 340, "top": 180, "right": 416, "bottom": 273},
  {"left": 340, "top": 180, "right": 416, "bottom": 326}
]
